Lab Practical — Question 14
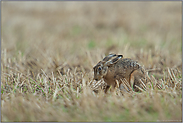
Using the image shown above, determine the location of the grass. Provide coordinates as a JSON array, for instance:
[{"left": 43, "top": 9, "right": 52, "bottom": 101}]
[{"left": 1, "top": 1, "right": 182, "bottom": 122}]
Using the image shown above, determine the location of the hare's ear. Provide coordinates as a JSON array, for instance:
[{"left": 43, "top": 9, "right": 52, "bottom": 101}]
[
  {"left": 104, "top": 55, "right": 123, "bottom": 66},
  {"left": 102, "top": 53, "right": 117, "bottom": 62}
]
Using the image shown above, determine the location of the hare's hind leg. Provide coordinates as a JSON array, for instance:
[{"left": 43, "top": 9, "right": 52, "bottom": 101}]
[{"left": 130, "top": 70, "right": 145, "bottom": 92}]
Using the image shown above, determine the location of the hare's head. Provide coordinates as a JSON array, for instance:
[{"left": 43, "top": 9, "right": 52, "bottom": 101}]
[{"left": 93, "top": 54, "right": 123, "bottom": 81}]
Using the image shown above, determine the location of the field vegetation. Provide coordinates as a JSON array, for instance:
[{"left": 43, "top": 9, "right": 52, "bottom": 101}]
[{"left": 1, "top": 2, "right": 182, "bottom": 122}]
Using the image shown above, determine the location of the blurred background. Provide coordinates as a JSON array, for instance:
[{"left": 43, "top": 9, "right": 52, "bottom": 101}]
[
  {"left": 1, "top": 2, "right": 182, "bottom": 122},
  {"left": 2, "top": 1, "right": 182, "bottom": 72}
]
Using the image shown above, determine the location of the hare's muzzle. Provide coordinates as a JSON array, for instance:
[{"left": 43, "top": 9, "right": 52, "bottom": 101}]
[{"left": 93, "top": 76, "right": 100, "bottom": 81}]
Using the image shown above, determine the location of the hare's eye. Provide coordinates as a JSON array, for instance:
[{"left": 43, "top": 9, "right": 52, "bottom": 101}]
[{"left": 98, "top": 67, "right": 102, "bottom": 71}]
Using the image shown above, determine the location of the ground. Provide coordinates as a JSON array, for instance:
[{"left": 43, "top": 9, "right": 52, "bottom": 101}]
[{"left": 1, "top": 1, "right": 182, "bottom": 122}]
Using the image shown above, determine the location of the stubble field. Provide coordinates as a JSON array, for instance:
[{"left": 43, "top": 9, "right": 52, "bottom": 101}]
[{"left": 1, "top": 1, "right": 182, "bottom": 122}]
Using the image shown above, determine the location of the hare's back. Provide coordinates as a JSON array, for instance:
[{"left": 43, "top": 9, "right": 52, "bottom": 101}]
[{"left": 114, "top": 58, "right": 142, "bottom": 75}]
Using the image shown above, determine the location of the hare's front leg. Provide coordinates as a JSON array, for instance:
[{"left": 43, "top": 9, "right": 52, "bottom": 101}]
[
  {"left": 104, "top": 85, "right": 110, "bottom": 93},
  {"left": 104, "top": 81, "right": 117, "bottom": 93}
]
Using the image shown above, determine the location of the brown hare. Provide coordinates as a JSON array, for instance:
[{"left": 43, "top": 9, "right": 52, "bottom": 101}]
[{"left": 93, "top": 53, "right": 146, "bottom": 93}]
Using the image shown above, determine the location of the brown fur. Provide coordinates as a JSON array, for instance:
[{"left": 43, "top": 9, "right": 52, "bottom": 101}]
[{"left": 93, "top": 54, "right": 146, "bottom": 93}]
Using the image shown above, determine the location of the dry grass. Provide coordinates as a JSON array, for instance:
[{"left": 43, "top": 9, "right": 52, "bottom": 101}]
[{"left": 1, "top": 1, "right": 182, "bottom": 122}]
